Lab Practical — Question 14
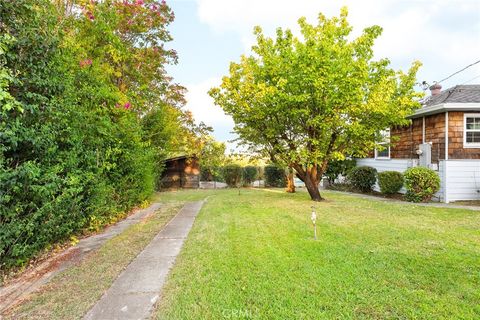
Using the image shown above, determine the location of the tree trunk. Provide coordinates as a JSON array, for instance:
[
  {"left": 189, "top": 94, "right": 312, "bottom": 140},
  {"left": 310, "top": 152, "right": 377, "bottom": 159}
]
[
  {"left": 304, "top": 168, "right": 323, "bottom": 201},
  {"left": 292, "top": 163, "right": 323, "bottom": 201},
  {"left": 286, "top": 169, "right": 295, "bottom": 193}
]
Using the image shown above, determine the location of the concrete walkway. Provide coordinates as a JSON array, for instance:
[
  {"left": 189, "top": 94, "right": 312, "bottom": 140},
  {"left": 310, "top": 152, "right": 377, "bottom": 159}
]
[
  {"left": 0, "top": 203, "right": 162, "bottom": 314},
  {"left": 84, "top": 201, "right": 204, "bottom": 320}
]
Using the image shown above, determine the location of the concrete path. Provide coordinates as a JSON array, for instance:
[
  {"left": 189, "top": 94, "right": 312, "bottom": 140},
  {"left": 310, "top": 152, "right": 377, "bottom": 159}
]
[
  {"left": 0, "top": 203, "right": 162, "bottom": 314},
  {"left": 84, "top": 201, "right": 204, "bottom": 320}
]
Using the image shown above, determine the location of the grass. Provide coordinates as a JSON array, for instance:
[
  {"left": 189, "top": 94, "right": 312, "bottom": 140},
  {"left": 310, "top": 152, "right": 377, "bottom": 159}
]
[
  {"left": 452, "top": 200, "right": 480, "bottom": 207},
  {"left": 4, "top": 202, "right": 183, "bottom": 320},
  {"left": 154, "top": 189, "right": 480, "bottom": 319}
]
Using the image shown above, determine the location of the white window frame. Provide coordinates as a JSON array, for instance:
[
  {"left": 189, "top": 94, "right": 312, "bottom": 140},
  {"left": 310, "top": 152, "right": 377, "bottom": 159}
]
[
  {"left": 375, "top": 129, "right": 391, "bottom": 159},
  {"left": 464, "top": 113, "right": 480, "bottom": 148}
]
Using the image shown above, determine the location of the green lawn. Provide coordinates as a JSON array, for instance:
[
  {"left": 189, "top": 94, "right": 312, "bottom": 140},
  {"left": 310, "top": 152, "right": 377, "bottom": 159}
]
[{"left": 154, "top": 189, "right": 480, "bottom": 319}]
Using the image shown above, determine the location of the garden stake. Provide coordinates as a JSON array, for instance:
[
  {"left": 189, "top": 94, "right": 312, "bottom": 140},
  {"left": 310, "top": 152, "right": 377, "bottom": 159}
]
[{"left": 311, "top": 206, "right": 317, "bottom": 240}]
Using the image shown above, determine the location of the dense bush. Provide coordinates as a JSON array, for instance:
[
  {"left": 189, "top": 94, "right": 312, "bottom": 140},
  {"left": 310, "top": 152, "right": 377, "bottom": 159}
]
[
  {"left": 378, "top": 171, "right": 404, "bottom": 194},
  {"left": 200, "top": 167, "right": 212, "bottom": 181},
  {"left": 404, "top": 167, "right": 440, "bottom": 202},
  {"left": 347, "top": 166, "right": 377, "bottom": 192},
  {"left": 0, "top": 0, "right": 191, "bottom": 271},
  {"left": 223, "top": 164, "right": 243, "bottom": 187},
  {"left": 242, "top": 166, "right": 258, "bottom": 186},
  {"left": 325, "top": 158, "right": 356, "bottom": 184},
  {"left": 264, "top": 165, "right": 286, "bottom": 187}
]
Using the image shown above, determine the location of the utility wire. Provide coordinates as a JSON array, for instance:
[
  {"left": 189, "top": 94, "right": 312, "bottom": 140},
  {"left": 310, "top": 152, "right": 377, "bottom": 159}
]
[
  {"left": 461, "top": 74, "right": 480, "bottom": 85},
  {"left": 437, "top": 59, "right": 480, "bottom": 84}
]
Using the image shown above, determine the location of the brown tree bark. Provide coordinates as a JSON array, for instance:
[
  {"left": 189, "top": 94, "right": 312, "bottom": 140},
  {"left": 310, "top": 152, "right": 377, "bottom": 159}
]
[
  {"left": 286, "top": 168, "right": 295, "bottom": 193},
  {"left": 293, "top": 164, "right": 323, "bottom": 201}
]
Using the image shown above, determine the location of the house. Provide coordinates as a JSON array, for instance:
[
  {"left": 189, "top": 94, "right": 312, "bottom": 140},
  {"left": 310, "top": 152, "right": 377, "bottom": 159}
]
[
  {"left": 357, "top": 84, "right": 480, "bottom": 203},
  {"left": 160, "top": 155, "right": 200, "bottom": 189}
]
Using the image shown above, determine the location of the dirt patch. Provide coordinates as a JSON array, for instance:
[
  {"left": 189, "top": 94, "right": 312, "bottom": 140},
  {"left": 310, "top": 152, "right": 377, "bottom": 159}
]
[
  {"left": 0, "top": 202, "right": 162, "bottom": 314},
  {"left": 0, "top": 246, "right": 82, "bottom": 314}
]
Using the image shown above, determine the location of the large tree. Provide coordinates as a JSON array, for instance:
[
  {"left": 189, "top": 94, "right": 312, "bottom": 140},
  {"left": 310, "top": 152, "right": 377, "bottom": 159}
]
[{"left": 209, "top": 8, "right": 422, "bottom": 201}]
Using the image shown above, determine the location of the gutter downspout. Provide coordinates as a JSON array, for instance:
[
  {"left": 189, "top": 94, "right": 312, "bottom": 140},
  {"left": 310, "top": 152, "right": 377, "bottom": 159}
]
[
  {"left": 422, "top": 116, "right": 425, "bottom": 143},
  {"left": 444, "top": 112, "right": 449, "bottom": 203},
  {"left": 445, "top": 112, "right": 449, "bottom": 161}
]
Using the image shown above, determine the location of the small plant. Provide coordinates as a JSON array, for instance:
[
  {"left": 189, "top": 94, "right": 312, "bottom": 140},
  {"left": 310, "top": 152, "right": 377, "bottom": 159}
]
[
  {"left": 347, "top": 166, "right": 377, "bottom": 192},
  {"left": 378, "top": 171, "right": 404, "bottom": 195},
  {"left": 404, "top": 167, "right": 440, "bottom": 202},
  {"left": 264, "top": 165, "right": 286, "bottom": 187},
  {"left": 242, "top": 166, "right": 258, "bottom": 186},
  {"left": 223, "top": 164, "right": 243, "bottom": 187}
]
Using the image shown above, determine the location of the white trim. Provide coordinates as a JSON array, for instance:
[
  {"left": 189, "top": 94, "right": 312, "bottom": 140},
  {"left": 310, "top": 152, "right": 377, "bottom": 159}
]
[
  {"left": 463, "top": 113, "right": 480, "bottom": 148},
  {"left": 445, "top": 112, "right": 449, "bottom": 160},
  {"left": 374, "top": 146, "right": 391, "bottom": 159},
  {"left": 374, "top": 129, "right": 390, "bottom": 159},
  {"left": 409, "top": 103, "right": 480, "bottom": 118}
]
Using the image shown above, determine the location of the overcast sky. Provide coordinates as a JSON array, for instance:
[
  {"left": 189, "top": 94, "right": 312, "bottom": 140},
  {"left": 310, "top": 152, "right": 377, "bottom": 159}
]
[{"left": 165, "top": 0, "right": 480, "bottom": 152}]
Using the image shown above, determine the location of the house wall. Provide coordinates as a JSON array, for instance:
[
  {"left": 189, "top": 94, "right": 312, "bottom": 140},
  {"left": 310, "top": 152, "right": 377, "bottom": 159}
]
[
  {"left": 391, "top": 113, "right": 446, "bottom": 162},
  {"left": 390, "top": 111, "right": 480, "bottom": 162},
  {"left": 448, "top": 112, "right": 480, "bottom": 159},
  {"left": 390, "top": 118, "right": 422, "bottom": 159}
]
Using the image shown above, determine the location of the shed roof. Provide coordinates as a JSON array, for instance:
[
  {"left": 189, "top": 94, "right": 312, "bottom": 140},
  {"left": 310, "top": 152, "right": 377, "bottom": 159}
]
[{"left": 164, "top": 155, "right": 197, "bottom": 163}]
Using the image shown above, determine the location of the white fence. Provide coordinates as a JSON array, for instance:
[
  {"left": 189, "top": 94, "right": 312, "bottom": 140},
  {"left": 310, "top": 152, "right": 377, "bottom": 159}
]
[{"left": 442, "top": 160, "right": 480, "bottom": 202}]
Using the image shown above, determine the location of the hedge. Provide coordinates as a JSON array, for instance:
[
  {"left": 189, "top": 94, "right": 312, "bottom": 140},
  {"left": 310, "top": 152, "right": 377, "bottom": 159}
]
[
  {"left": 404, "top": 167, "right": 440, "bottom": 202},
  {"left": 242, "top": 166, "right": 258, "bottom": 186},
  {"left": 223, "top": 164, "right": 243, "bottom": 187},
  {"left": 378, "top": 171, "right": 404, "bottom": 194},
  {"left": 264, "top": 165, "right": 286, "bottom": 187},
  {"left": 347, "top": 166, "right": 377, "bottom": 192}
]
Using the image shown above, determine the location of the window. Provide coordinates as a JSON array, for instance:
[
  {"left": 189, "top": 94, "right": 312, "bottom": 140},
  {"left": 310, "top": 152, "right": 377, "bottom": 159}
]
[
  {"left": 464, "top": 114, "right": 480, "bottom": 148},
  {"left": 375, "top": 129, "right": 390, "bottom": 159}
]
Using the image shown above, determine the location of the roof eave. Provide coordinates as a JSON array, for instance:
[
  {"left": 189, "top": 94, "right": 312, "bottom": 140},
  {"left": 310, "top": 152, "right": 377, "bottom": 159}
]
[{"left": 407, "top": 103, "right": 480, "bottom": 119}]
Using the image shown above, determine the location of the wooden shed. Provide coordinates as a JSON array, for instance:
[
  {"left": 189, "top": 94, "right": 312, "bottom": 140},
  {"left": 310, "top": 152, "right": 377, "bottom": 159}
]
[{"left": 160, "top": 155, "right": 200, "bottom": 189}]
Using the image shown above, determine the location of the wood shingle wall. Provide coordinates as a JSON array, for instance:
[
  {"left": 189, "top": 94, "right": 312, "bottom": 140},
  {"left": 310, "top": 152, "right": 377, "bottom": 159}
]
[{"left": 390, "top": 111, "right": 479, "bottom": 162}]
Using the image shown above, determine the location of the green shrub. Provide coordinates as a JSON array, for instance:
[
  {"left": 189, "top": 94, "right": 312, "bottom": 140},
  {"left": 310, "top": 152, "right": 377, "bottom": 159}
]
[
  {"left": 378, "top": 171, "right": 404, "bottom": 194},
  {"left": 223, "top": 164, "right": 243, "bottom": 187},
  {"left": 200, "top": 167, "right": 212, "bottom": 181},
  {"left": 347, "top": 166, "right": 377, "bottom": 192},
  {"left": 404, "top": 167, "right": 440, "bottom": 202},
  {"left": 325, "top": 158, "right": 356, "bottom": 184},
  {"left": 0, "top": 0, "right": 180, "bottom": 271},
  {"left": 242, "top": 166, "right": 258, "bottom": 186},
  {"left": 264, "top": 165, "right": 286, "bottom": 187},
  {"left": 256, "top": 166, "right": 264, "bottom": 180}
]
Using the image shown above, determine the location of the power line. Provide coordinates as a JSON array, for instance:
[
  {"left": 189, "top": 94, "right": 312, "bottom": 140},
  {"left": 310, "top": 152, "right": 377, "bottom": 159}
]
[
  {"left": 461, "top": 74, "right": 480, "bottom": 85},
  {"left": 437, "top": 59, "right": 480, "bottom": 84}
]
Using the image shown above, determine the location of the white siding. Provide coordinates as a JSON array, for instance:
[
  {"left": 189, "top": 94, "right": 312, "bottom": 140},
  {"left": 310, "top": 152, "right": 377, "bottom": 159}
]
[
  {"left": 356, "top": 158, "right": 417, "bottom": 173},
  {"left": 436, "top": 161, "right": 446, "bottom": 202},
  {"left": 355, "top": 158, "right": 418, "bottom": 193},
  {"left": 443, "top": 160, "right": 480, "bottom": 202}
]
